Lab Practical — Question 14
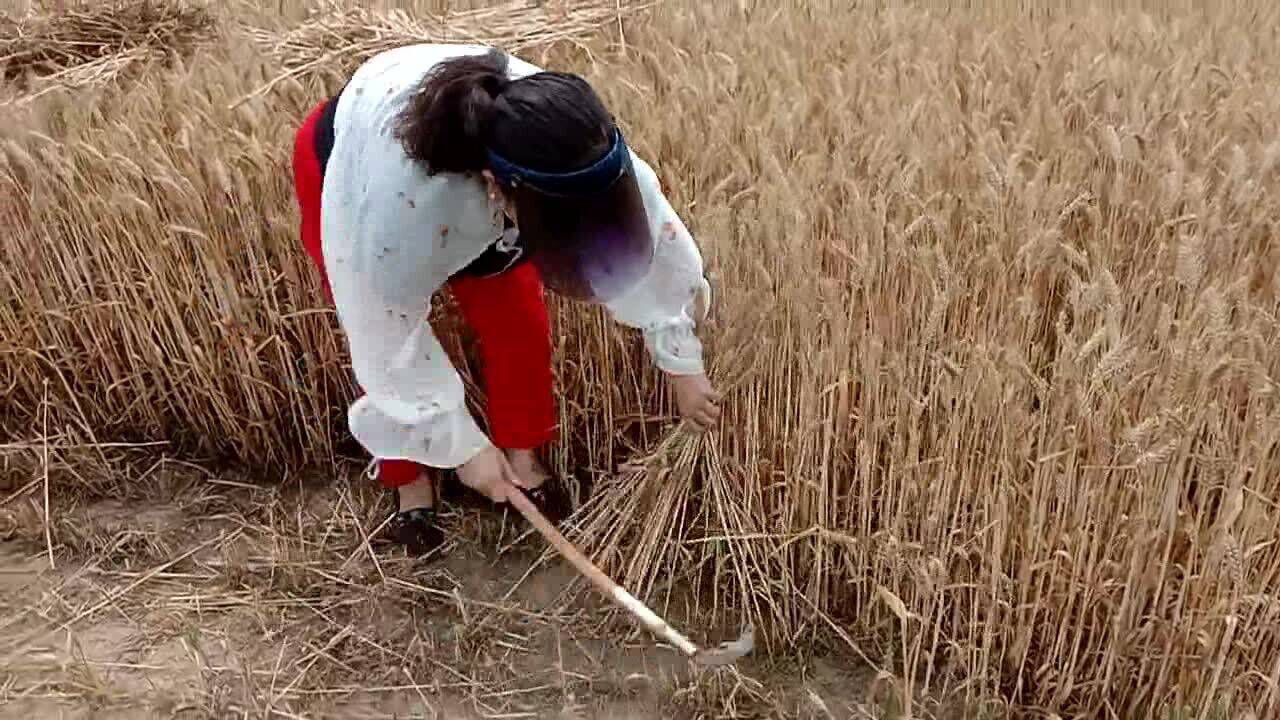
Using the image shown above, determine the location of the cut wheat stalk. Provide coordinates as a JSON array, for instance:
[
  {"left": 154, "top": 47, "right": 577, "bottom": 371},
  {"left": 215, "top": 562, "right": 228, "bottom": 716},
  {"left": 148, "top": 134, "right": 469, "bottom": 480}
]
[
  {"left": 0, "top": 0, "right": 217, "bottom": 104},
  {"left": 231, "top": 0, "right": 658, "bottom": 107},
  {"left": 507, "top": 482, "right": 754, "bottom": 667}
]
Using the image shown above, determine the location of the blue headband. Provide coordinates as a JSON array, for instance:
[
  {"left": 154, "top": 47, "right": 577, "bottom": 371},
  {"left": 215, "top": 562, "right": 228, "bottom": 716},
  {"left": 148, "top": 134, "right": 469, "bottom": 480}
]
[{"left": 486, "top": 127, "right": 631, "bottom": 198}]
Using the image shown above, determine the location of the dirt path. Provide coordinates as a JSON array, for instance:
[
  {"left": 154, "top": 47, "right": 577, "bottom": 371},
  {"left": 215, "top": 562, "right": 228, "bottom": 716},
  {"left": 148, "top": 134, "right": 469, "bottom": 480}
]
[{"left": 0, "top": 464, "right": 878, "bottom": 719}]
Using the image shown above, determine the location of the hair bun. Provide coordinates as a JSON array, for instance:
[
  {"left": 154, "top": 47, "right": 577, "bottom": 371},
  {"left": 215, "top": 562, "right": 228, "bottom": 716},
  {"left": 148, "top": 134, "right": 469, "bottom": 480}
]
[
  {"left": 393, "top": 48, "right": 515, "bottom": 174},
  {"left": 481, "top": 70, "right": 509, "bottom": 97},
  {"left": 460, "top": 73, "right": 504, "bottom": 139}
]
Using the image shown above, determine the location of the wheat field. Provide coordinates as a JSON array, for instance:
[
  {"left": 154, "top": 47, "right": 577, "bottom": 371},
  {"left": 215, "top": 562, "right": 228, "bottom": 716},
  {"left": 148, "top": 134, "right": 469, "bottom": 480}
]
[{"left": 3, "top": 1, "right": 1279, "bottom": 717}]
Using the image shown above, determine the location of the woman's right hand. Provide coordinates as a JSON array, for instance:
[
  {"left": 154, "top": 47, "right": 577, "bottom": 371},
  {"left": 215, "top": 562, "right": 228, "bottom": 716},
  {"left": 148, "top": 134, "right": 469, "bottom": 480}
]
[{"left": 456, "top": 445, "right": 520, "bottom": 503}]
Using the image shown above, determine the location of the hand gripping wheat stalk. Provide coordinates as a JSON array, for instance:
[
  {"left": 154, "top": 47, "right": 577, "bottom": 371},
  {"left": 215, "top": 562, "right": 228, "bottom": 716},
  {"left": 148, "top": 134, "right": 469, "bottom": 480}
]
[{"left": 506, "top": 487, "right": 754, "bottom": 667}]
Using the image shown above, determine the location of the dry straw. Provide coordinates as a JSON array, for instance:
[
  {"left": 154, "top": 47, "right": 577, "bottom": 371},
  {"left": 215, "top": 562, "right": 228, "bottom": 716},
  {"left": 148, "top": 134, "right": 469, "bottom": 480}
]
[
  {"left": 234, "top": 0, "right": 655, "bottom": 106},
  {"left": 0, "top": 0, "right": 217, "bottom": 103},
  {"left": 3, "top": 0, "right": 1280, "bottom": 717}
]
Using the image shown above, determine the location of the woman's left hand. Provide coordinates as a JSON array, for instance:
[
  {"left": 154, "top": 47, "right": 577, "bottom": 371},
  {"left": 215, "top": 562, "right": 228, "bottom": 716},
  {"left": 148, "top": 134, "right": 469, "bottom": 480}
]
[{"left": 669, "top": 372, "right": 722, "bottom": 430}]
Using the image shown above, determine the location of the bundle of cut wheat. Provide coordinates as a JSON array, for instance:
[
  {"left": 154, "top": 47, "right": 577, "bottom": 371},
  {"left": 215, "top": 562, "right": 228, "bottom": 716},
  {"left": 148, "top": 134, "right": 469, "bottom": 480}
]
[
  {"left": 0, "top": 0, "right": 216, "bottom": 102},
  {"left": 236, "top": 0, "right": 652, "bottom": 104}
]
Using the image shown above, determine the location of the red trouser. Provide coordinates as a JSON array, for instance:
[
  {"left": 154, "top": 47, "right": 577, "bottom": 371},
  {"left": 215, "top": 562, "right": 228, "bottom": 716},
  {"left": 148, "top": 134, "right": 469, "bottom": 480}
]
[{"left": 292, "top": 100, "right": 557, "bottom": 488}]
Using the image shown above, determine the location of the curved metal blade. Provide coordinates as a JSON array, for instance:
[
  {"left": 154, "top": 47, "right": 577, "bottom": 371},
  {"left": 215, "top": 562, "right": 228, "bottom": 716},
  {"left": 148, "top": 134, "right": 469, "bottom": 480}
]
[{"left": 691, "top": 625, "right": 755, "bottom": 667}]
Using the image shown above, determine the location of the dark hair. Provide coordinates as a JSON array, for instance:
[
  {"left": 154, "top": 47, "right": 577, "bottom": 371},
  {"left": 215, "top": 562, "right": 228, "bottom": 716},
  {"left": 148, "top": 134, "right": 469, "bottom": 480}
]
[{"left": 394, "top": 48, "right": 613, "bottom": 178}]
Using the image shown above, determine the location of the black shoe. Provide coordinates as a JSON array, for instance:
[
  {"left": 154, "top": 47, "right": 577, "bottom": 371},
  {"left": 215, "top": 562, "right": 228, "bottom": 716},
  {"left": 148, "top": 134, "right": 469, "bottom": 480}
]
[
  {"left": 389, "top": 506, "right": 445, "bottom": 557},
  {"left": 440, "top": 458, "right": 572, "bottom": 526},
  {"left": 521, "top": 474, "right": 573, "bottom": 527},
  {"left": 371, "top": 460, "right": 446, "bottom": 557}
]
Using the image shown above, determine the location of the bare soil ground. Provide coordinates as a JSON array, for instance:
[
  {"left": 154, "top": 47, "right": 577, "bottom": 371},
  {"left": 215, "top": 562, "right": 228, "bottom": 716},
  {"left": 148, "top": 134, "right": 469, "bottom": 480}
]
[{"left": 0, "top": 460, "right": 884, "bottom": 719}]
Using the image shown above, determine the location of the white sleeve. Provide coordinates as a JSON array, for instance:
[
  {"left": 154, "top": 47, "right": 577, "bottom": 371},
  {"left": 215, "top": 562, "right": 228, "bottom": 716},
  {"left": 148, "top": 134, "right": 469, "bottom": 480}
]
[
  {"left": 321, "top": 148, "right": 494, "bottom": 471},
  {"left": 602, "top": 153, "right": 711, "bottom": 375}
]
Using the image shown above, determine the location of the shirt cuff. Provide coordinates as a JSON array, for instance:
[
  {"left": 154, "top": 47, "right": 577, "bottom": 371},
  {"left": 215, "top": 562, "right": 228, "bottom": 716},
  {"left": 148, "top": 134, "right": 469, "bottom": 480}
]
[
  {"left": 348, "top": 396, "right": 492, "bottom": 469},
  {"left": 645, "top": 319, "right": 705, "bottom": 375}
]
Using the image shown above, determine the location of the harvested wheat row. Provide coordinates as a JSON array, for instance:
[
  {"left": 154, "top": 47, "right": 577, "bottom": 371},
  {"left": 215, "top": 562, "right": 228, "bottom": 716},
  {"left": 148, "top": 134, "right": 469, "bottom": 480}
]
[{"left": 3, "top": 1, "right": 1280, "bottom": 716}]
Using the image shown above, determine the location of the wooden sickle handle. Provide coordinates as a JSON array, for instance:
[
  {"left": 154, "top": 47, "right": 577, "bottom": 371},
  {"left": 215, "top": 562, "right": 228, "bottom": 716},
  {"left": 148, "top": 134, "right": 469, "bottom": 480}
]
[{"left": 505, "top": 485, "right": 699, "bottom": 657}]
